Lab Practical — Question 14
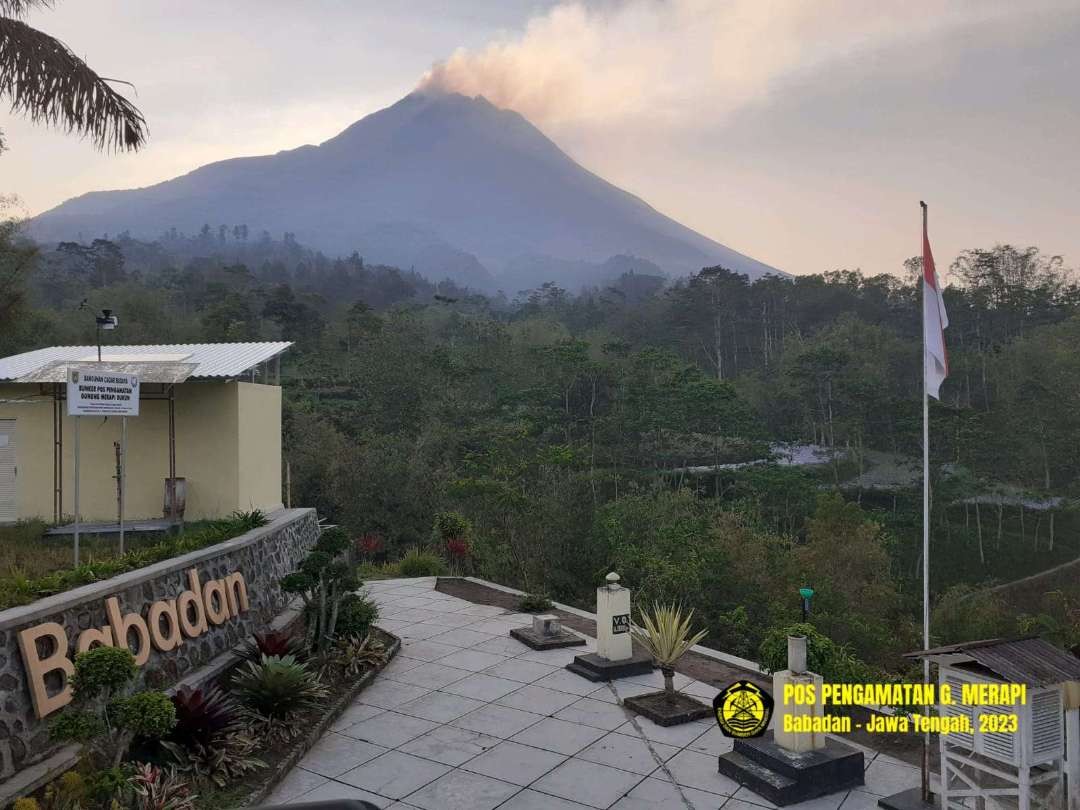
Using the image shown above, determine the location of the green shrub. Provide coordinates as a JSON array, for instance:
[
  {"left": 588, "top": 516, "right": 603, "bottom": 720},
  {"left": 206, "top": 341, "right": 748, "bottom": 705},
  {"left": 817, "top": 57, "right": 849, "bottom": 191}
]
[
  {"left": 398, "top": 548, "right": 447, "bottom": 577},
  {"left": 315, "top": 526, "right": 350, "bottom": 557},
  {"left": 114, "top": 691, "right": 177, "bottom": 739},
  {"left": 518, "top": 593, "right": 553, "bottom": 612},
  {"left": 758, "top": 622, "right": 871, "bottom": 683},
  {"left": 12, "top": 798, "right": 40, "bottom": 810},
  {"left": 230, "top": 655, "right": 328, "bottom": 718},
  {"left": 335, "top": 593, "right": 379, "bottom": 639},
  {"left": 50, "top": 646, "right": 175, "bottom": 769},
  {"left": 72, "top": 645, "right": 138, "bottom": 700}
]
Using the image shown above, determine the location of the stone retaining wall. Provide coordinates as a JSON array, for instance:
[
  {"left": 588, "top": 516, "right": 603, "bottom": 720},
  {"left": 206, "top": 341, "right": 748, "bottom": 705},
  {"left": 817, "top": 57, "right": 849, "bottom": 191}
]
[{"left": 0, "top": 508, "right": 319, "bottom": 783}]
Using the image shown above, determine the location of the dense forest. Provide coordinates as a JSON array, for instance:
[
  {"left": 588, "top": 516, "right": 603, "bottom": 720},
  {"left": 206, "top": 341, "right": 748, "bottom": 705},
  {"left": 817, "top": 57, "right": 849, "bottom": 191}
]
[{"left": 3, "top": 207, "right": 1079, "bottom": 678}]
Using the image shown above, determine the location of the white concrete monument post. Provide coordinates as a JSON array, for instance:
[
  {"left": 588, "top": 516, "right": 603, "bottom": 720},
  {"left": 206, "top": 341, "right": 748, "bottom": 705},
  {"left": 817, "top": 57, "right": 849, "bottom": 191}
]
[
  {"left": 596, "top": 572, "right": 632, "bottom": 662},
  {"left": 773, "top": 635, "right": 826, "bottom": 753},
  {"left": 566, "top": 571, "right": 653, "bottom": 682}
]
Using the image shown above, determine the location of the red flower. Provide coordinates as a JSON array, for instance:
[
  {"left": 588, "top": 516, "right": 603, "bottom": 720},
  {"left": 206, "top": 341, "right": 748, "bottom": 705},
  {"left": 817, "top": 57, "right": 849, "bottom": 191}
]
[
  {"left": 445, "top": 537, "right": 470, "bottom": 558},
  {"left": 356, "top": 532, "right": 384, "bottom": 555}
]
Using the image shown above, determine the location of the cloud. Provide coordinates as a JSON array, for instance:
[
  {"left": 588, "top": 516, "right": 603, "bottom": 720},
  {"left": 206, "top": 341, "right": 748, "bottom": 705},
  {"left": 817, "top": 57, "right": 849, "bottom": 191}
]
[{"left": 418, "top": 0, "right": 1052, "bottom": 135}]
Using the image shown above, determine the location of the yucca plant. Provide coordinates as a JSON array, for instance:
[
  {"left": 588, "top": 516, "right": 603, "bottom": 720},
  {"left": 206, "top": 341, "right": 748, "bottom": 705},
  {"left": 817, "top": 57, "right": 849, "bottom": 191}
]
[{"left": 632, "top": 603, "right": 708, "bottom": 697}]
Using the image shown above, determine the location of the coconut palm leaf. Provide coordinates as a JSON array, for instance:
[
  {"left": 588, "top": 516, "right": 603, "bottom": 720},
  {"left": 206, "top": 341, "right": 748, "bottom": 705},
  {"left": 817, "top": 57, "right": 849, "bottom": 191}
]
[
  {"left": 0, "top": 1, "right": 53, "bottom": 16},
  {"left": 0, "top": 12, "right": 147, "bottom": 151}
]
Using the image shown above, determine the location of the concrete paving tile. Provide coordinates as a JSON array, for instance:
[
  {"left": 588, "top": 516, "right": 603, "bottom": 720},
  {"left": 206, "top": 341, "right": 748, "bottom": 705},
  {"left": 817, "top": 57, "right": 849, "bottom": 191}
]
[
  {"left": 264, "top": 766, "right": 327, "bottom": 804},
  {"left": 622, "top": 669, "right": 691, "bottom": 691},
  {"left": 499, "top": 788, "right": 595, "bottom": 809},
  {"left": 441, "top": 672, "right": 522, "bottom": 701},
  {"left": 484, "top": 658, "right": 559, "bottom": 684},
  {"left": 331, "top": 701, "right": 387, "bottom": 732},
  {"left": 394, "top": 596, "right": 443, "bottom": 609},
  {"left": 356, "top": 679, "right": 431, "bottom": 710},
  {"left": 338, "top": 711, "right": 439, "bottom": 748},
  {"left": 397, "top": 639, "right": 464, "bottom": 661},
  {"left": 555, "top": 697, "right": 633, "bottom": 731},
  {"left": 497, "top": 684, "right": 582, "bottom": 715},
  {"left": 509, "top": 716, "right": 609, "bottom": 756},
  {"left": 417, "top": 612, "right": 478, "bottom": 628},
  {"left": 686, "top": 726, "right": 734, "bottom": 756},
  {"left": 337, "top": 750, "right": 451, "bottom": 799},
  {"left": 387, "top": 661, "right": 471, "bottom": 690},
  {"left": 473, "top": 635, "right": 534, "bottom": 656},
  {"left": 462, "top": 739, "right": 567, "bottom": 786},
  {"left": 434, "top": 648, "right": 509, "bottom": 672},
  {"left": 291, "top": 780, "right": 391, "bottom": 807},
  {"left": 454, "top": 603, "right": 510, "bottom": 617},
  {"left": 451, "top": 703, "right": 545, "bottom": 738},
  {"left": 860, "top": 756, "right": 919, "bottom": 796},
  {"left": 427, "top": 627, "right": 499, "bottom": 647},
  {"left": 296, "top": 732, "right": 388, "bottom": 778},
  {"left": 396, "top": 623, "right": 454, "bottom": 641},
  {"left": 380, "top": 655, "right": 425, "bottom": 678},
  {"left": 589, "top": 681, "right": 657, "bottom": 704},
  {"left": 534, "top": 668, "right": 609, "bottom": 696},
  {"left": 619, "top": 776, "right": 728, "bottom": 809},
  {"left": 532, "top": 758, "right": 645, "bottom": 808},
  {"left": 398, "top": 724, "right": 502, "bottom": 766},
  {"left": 395, "top": 690, "right": 487, "bottom": 723},
  {"left": 517, "top": 646, "right": 595, "bottom": 666},
  {"left": 405, "top": 769, "right": 520, "bottom": 810},
  {"left": 576, "top": 731, "right": 677, "bottom": 775},
  {"left": 681, "top": 680, "right": 721, "bottom": 701},
  {"left": 662, "top": 749, "right": 740, "bottom": 796},
  {"left": 616, "top": 716, "right": 713, "bottom": 747}
]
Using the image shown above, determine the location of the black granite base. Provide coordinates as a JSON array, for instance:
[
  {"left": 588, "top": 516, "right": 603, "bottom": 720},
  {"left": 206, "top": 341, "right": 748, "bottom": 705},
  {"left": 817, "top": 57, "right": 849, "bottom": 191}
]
[
  {"left": 876, "top": 787, "right": 938, "bottom": 810},
  {"left": 510, "top": 626, "right": 587, "bottom": 650},
  {"left": 717, "top": 731, "right": 864, "bottom": 806},
  {"left": 566, "top": 651, "right": 654, "bottom": 682},
  {"left": 624, "top": 690, "right": 713, "bottom": 726}
]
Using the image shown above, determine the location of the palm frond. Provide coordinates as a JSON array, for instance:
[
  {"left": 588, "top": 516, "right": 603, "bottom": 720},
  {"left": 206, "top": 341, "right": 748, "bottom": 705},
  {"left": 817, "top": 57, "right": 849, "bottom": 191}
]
[
  {"left": 0, "top": 1, "right": 55, "bottom": 19},
  {"left": 632, "top": 602, "right": 708, "bottom": 668},
  {"left": 0, "top": 17, "right": 147, "bottom": 151}
]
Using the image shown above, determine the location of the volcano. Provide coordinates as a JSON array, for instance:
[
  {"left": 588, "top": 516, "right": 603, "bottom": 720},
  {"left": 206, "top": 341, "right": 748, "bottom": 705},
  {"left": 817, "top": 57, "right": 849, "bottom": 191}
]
[{"left": 29, "top": 92, "right": 781, "bottom": 288}]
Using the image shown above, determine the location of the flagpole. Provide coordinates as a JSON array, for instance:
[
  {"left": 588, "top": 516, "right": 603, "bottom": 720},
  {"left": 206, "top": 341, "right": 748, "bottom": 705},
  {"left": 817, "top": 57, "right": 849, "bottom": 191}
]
[{"left": 920, "top": 200, "right": 931, "bottom": 803}]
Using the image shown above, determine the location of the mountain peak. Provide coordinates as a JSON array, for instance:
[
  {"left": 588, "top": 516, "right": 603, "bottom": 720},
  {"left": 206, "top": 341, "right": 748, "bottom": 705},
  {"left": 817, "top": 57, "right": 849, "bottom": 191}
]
[{"left": 30, "top": 92, "right": 781, "bottom": 288}]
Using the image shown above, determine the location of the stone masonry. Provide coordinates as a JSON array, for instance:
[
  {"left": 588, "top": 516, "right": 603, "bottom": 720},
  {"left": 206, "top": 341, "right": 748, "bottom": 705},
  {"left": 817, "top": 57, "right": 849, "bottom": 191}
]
[{"left": 0, "top": 508, "right": 319, "bottom": 783}]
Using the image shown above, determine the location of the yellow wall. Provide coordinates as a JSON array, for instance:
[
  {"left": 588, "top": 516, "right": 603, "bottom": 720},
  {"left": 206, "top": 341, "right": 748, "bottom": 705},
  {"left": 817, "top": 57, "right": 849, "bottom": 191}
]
[
  {"left": 0, "top": 381, "right": 283, "bottom": 524},
  {"left": 236, "top": 383, "right": 283, "bottom": 515}
]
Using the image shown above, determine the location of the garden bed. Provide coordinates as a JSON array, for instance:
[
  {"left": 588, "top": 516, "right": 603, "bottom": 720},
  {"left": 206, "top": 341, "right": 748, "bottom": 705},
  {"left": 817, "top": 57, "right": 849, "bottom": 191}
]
[
  {"left": 230, "top": 627, "right": 401, "bottom": 808},
  {"left": 0, "top": 511, "right": 268, "bottom": 610}
]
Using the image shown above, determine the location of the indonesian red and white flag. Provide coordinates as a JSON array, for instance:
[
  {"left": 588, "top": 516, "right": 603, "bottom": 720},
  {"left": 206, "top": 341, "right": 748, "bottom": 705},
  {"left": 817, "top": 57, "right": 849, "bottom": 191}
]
[{"left": 922, "top": 215, "right": 949, "bottom": 399}]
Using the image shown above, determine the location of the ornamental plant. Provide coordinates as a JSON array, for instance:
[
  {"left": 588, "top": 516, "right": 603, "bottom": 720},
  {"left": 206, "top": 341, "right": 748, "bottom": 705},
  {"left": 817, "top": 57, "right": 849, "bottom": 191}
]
[
  {"left": 632, "top": 603, "right": 708, "bottom": 696},
  {"left": 50, "top": 646, "right": 177, "bottom": 768},
  {"left": 280, "top": 527, "right": 360, "bottom": 654},
  {"left": 230, "top": 654, "right": 328, "bottom": 719}
]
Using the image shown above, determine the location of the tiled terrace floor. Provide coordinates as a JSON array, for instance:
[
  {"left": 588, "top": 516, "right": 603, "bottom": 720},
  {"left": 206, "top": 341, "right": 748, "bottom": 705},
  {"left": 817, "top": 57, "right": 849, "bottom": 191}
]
[{"left": 268, "top": 577, "right": 919, "bottom": 809}]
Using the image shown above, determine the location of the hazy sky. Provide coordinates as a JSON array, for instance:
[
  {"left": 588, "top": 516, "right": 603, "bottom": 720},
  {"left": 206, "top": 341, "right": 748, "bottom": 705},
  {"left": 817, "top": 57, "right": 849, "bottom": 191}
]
[{"left": 3, "top": 0, "right": 1078, "bottom": 276}]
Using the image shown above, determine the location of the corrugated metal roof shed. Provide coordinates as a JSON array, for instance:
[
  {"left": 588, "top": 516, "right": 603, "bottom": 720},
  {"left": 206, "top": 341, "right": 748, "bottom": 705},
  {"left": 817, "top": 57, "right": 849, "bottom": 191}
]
[
  {"left": 907, "top": 637, "right": 1080, "bottom": 687},
  {"left": 0, "top": 343, "right": 291, "bottom": 382}
]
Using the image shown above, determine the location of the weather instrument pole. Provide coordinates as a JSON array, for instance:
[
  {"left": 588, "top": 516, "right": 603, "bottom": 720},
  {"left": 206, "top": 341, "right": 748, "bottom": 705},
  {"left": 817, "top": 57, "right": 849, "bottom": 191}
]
[
  {"left": 119, "top": 416, "right": 127, "bottom": 555},
  {"left": 73, "top": 415, "right": 80, "bottom": 566},
  {"left": 920, "top": 200, "right": 931, "bottom": 803}
]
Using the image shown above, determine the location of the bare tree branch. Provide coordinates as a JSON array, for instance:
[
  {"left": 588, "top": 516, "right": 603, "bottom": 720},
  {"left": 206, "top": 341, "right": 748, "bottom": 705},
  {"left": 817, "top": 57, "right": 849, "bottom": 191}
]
[{"left": 0, "top": 16, "right": 147, "bottom": 151}]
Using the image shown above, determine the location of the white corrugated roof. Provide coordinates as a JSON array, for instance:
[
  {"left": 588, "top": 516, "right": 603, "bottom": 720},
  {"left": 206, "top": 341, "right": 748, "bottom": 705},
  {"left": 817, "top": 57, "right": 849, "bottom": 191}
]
[{"left": 0, "top": 342, "right": 291, "bottom": 382}]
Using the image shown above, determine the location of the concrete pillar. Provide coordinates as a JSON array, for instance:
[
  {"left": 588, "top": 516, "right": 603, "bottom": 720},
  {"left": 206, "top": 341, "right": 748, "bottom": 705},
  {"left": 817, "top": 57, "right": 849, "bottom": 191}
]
[
  {"left": 596, "top": 572, "right": 632, "bottom": 662},
  {"left": 773, "top": 635, "right": 825, "bottom": 753}
]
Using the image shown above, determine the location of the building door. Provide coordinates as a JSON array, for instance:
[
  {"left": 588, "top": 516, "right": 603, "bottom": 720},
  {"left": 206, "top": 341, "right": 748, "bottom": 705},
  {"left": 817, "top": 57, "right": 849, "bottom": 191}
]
[{"left": 0, "top": 420, "right": 14, "bottom": 523}]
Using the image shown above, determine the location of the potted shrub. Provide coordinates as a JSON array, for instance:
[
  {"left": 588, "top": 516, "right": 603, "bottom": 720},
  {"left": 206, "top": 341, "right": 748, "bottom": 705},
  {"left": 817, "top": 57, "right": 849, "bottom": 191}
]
[{"left": 623, "top": 603, "right": 712, "bottom": 726}]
